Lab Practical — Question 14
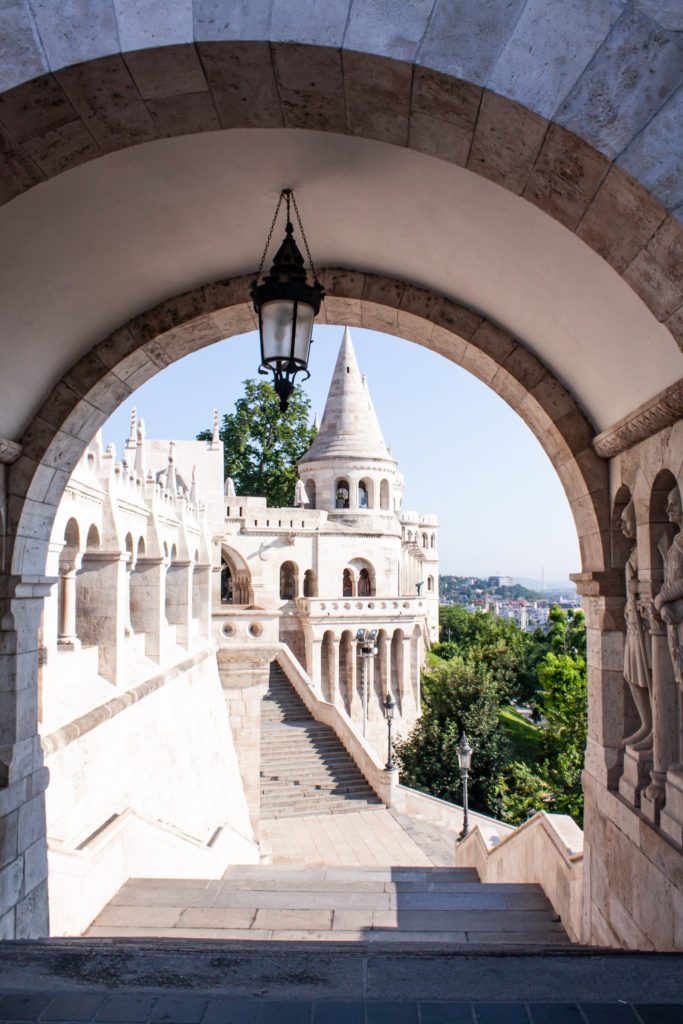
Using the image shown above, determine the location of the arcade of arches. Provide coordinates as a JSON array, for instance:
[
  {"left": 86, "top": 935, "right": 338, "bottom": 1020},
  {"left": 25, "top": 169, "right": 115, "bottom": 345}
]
[{"left": 0, "top": 2, "right": 681, "bottom": 950}]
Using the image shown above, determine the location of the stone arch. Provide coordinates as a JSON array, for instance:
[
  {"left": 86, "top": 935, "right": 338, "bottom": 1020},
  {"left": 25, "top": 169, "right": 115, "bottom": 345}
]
[
  {"left": 303, "top": 569, "right": 317, "bottom": 598},
  {"left": 305, "top": 479, "right": 316, "bottom": 509},
  {"left": 279, "top": 560, "right": 298, "bottom": 601},
  {"left": 335, "top": 479, "right": 350, "bottom": 510},
  {"left": 390, "top": 629, "right": 404, "bottom": 712},
  {"left": 85, "top": 525, "right": 100, "bottom": 551},
  {"left": 0, "top": 39, "right": 678, "bottom": 343},
  {"left": 358, "top": 478, "right": 373, "bottom": 509},
  {"left": 339, "top": 629, "right": 354, "bottom": 716},
  {"left": 221, "top": 544, "right": 251, "bottom": 605},
  {"left": 427, "top": 575, "right": 435, "bottom": 592},
  {"left": 380, "top": 479, "right": 391, "bottom": 511}
]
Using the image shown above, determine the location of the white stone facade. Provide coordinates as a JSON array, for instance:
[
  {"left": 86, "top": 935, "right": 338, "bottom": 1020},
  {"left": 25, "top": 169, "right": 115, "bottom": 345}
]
[{"left": 216, "top": 329, "right": 439, "bottom": 757}]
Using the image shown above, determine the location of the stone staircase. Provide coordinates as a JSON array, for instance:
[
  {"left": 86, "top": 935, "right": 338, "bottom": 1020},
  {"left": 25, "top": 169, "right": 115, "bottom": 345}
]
[
  {"left": 86, "top": 863, "right": 570, "bottom": 946},
  {"left": 260, "top": 663, "right": 383, "bottom": 818}
]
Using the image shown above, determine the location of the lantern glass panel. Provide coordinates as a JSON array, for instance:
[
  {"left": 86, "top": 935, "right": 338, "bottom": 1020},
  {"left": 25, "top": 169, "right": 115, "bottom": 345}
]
[
  {"left": 293, "top": 302, "right": 315, "bottom": 364},
  {"left": 260, "top": 300, "right": 296, "bottom": 364}
]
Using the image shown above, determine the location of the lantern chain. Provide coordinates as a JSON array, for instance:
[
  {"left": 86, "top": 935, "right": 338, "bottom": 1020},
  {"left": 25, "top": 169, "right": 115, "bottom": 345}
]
[
  {"left": 255, "top": 190, "right": 286, "bottom": 282},
  {"left": 290, "top": 189, "right": 320, "bottom": 285}
]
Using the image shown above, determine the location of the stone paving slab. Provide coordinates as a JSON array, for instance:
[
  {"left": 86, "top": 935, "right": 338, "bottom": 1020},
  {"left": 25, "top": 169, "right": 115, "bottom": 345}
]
[
  {"left": 0, "top": 943, "right": 681, "bottom": 1006},
  {"left": 0, "top": 992, "right": 680, "bottom": 1023}
]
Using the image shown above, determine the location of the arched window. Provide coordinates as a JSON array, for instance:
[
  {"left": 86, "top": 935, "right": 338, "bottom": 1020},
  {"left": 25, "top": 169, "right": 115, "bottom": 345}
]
[
  {"left": 303, "top": 569, "right": 317, "bottom": 597},
  {"left": 358, "top": 568, "right": 372, "bottom": 597},
  {"left": 422, "top": 533, "right": 428, "bottom": 548},
  {"left": 305, "top": 479, "right": 316, "bottom": 509},
  {"left": 85, "top": 524, "right": 100, "bottom": 551},
  {"left": 343, "top": 568, "right": 353, "bottom": 597},
  {"left": 358, "top": 480, "right": 369, "bottom": 509},
  {"left": 431, "top": 534, "right": 436, "bottom": 549},
  {"left": 380, "top": 479, "right": 390, "bottom": 510},
  {"left": 427, "top": 575, "right": 434, "bottom": 592},
  {"left": 336, "top": 480, "right": 350, "bottom": 509},
  {"left": 280, "top": 561, "right": 297, "bottom": 600},
  {"left": 221, "top": 561, "right": 233, "bottom": 604}
]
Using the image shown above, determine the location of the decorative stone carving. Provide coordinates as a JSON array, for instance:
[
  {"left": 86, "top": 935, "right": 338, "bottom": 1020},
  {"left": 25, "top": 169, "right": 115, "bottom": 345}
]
[
  {"left": 593, "top": 379, "right": 683, "bottom": 459},
  {"left": 620, "top": 501, "right": 653, "bottom": 750},
  {"left": 653, "top": 487, "right": 683, "bottom": 691},
  {"left": 0, "top": 438, "right": 22, "bottom": 464}
]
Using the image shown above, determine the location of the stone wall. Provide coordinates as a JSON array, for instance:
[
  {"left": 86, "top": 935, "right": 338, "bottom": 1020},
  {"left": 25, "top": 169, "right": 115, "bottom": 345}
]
[{"left": 44, "top": 645, "right": 256, "bottom": 933}]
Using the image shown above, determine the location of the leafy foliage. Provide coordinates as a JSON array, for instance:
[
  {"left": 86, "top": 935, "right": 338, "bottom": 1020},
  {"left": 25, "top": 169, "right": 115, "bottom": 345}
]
[
  {"left": 393, "top": 656, "right": 508, "bottom": 816},
  {"left": 436, "top": 604, "right": 547, "bottom": 705},
  {"left": 198, "top": 380, "right": 316, "bottom": 507},
  {"left": 398, "top": 604, "right": 588, "bottom": 827}
]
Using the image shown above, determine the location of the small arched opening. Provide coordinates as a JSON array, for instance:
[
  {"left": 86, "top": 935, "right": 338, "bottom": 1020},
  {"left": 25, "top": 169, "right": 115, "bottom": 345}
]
[
  {"left": 280, "top": 561, "right": 298, "bottom": 601},
  {"left": 305, "top": 479, "right": 316, "bottom": 509},
  {"left": 380, "top": 479, "right": 390, "bottom": 510},
  {"left": 358, "top": 479, "right": 372, "bottom": 509},
  {"left": 335, "top": 479, "right": 350, "bottom": 509},
  {"left": 303, "top": 569, "right": 317, "bottom": 598}
]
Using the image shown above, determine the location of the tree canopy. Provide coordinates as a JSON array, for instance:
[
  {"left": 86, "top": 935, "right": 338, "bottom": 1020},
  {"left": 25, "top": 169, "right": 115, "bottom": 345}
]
[
  {"left": 198, "top": 379, "right": 316, "bottom": 507},
  {"left": 398, "top": 604, "right": 588, "bottom": 826}
]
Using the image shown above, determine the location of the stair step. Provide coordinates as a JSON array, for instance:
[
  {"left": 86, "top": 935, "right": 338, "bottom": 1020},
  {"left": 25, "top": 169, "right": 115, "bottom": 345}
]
[{"left": 260, "top": 662, "right": 377, "bottom": 823}]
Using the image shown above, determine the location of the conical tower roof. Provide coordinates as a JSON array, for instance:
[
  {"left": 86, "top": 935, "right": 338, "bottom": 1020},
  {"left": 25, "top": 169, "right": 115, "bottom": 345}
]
[{"left": 300, "top": 328, "right": 396, "bottom": 464}]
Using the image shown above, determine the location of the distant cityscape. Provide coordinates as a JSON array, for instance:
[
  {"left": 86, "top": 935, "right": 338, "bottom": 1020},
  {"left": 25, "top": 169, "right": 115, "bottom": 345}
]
[{"left": 439, "top": 575, "right": 580, "bottom": 633}]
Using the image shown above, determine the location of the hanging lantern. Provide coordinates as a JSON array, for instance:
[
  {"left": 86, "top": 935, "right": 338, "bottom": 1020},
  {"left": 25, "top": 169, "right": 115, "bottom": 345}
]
[{"left": 251, "top": 189, "right": 324, "bottom": 412}]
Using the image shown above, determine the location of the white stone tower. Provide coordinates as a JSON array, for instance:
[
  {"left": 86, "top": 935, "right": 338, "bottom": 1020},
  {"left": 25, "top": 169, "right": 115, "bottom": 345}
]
[{"left": 298, "top": 327, "right": 402, "bottom": 532}]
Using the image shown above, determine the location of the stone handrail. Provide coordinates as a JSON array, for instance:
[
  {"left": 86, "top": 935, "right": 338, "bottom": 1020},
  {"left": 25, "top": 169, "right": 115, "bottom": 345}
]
[
  {"left": 455, "top": 811, "right": 584, "bottom": 943},
  {"left": 295, "top": 596, "right": 429, "bottom": 618}
]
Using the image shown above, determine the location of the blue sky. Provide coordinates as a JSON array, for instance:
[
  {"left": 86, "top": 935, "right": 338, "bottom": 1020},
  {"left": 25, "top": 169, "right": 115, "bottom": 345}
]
[{"left": 102, "top": 325, "right": 580, "bottom": 583}]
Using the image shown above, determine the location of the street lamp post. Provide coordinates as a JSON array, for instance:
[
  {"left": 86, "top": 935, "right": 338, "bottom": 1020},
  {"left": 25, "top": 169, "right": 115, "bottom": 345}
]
[
  {"left": 356, "top": 628, "right": 378, "bottom": 738},
  {"left": 383, "top": 691, "right": 396, "bottom": 771},
  {"left": 457, "top": 731, "right": 473, "bottom": 841}
]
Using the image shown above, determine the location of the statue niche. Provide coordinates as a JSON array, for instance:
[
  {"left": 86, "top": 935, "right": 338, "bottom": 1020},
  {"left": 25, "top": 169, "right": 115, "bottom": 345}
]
[
  {"left": 654, "top": 487, "right": 683, "bottom": 693},
  {"left": 621, "top": 500, "right": 653, "bottom": 750}
]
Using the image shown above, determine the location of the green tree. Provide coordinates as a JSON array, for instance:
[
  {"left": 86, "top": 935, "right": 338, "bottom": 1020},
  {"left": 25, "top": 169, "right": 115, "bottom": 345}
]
[
  {"left": 198, "top": 380, "right": 316, "bottom": 507},
  {"left": 393, "top": 656, "right": 508, "bottom": 816}
]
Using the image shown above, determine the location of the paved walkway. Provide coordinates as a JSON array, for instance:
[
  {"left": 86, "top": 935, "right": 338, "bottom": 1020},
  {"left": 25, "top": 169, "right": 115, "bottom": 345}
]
[{"left": 260, "top": 808, "right": 454, "bottom": 868}]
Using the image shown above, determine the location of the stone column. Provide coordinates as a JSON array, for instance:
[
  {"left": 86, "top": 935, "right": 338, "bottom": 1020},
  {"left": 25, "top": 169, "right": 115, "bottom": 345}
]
[
  {"left": 57, "top": 557, "right": 81, "bottom": 650},
  {"left": 329, "top": 637, "right": 339, "bottom": 705},
  {"left": 0, "top": 574, "right": 53, "bottom": 938},
  {"left": 129, "top": 556, "right": 165, "bottom": 662},
  {"left": 165, "top": 560, "right": 192, "bottom": 647},
  {"left": 216, "top": 648, "right": 270, "bottom": 840},
  {"left": 572, "top": 572, "right": 629, "bottom": 790},
  {"left": 192, "top": 563, "right": 212, "bottom": 640},
  {"left": 641, "top": 610, "right": 678, "bottom": 824},
  {"left": 308, "top": 636, "right": 322, "bottom": 692},
  {"left": 75, "top": 553, "right": 127, "bottom": 684},
  {"left": 401, "top": 636, "right": 413, "bottom": 715}
]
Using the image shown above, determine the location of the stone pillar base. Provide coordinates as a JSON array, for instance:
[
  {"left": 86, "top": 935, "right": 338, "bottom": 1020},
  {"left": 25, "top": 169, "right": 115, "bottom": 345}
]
[
  {"left": 57, "top": 637, "right": 81, "bottom": 652},
  {"left": 641, "top": 770, "right": 667, "bottom": 825},
  {"left": 618, "top": 746, "right": 652, "bottom": 807},
  {"left": 660, "top": 765, "right": 683, "bottom": 847}
]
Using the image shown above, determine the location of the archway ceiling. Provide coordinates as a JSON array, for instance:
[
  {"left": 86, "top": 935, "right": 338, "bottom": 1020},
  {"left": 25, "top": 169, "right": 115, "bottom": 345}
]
[
  {"left": 0, "top": 127, "right": 679, "bottom": 441},
  {"left": 1, "top": 0, "right": 681, "bottom": 218}
]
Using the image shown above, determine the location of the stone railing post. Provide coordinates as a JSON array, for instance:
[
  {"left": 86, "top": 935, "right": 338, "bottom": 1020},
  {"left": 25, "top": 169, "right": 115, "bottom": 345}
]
[
  {"left": 165, "top": 560, "right": 192, "bottom": 647},
  {"left": 192, "top": 563, "right": 212, "bottom": 639}
]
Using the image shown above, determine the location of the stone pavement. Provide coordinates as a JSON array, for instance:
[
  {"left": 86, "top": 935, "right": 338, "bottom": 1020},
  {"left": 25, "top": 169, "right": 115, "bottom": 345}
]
[
  {"left": 259, "top": 807, "right": 451, "bottom": 868},
  {"left": 0, "top": 943, "right": 681, "bottom": 1022}
]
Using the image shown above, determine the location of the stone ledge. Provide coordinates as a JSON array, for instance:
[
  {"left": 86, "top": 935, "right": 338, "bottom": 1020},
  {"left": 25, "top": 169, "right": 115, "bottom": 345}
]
[{"left": 593, "top": 378, "right": 683, "bottom": 458}]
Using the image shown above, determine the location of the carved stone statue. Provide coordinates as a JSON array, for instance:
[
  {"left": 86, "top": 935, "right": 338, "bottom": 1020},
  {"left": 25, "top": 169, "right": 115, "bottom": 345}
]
[
  {"left": 621, "top": 499, "right": 653, "bottom": 749},
  {"left": 224, "top": 477, "right": 236, "bottom": 498},
  {"left": 295, "top": 479, "right": 309, "bottom": 507},
  {"left": 654, "top": 486, "right": 683, "bottom": 690}
]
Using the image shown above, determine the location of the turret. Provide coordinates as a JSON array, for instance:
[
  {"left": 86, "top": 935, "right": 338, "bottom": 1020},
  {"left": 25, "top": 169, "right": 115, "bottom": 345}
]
[{"left": 298, "top": 328, "right": 401, "bottom": 528}]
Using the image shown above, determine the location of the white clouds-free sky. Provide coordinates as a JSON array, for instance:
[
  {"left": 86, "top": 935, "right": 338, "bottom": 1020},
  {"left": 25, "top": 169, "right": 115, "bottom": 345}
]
[{"left": 102, "top": 325, "right": 580, "bottom": 582}]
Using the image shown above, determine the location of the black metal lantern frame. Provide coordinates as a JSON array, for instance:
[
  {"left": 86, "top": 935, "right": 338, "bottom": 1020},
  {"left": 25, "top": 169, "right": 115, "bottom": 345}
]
[{"left": 251, "top": 189, "right": 324, "bottom": 411}]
